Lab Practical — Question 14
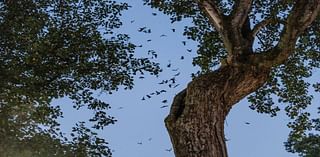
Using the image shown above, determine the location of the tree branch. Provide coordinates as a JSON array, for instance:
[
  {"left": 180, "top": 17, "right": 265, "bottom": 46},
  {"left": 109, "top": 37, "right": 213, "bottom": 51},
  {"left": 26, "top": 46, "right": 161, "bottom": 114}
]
[
  {"left": 251, "top": 18, "right": 287, "bottom": 38},
  {"left": 230, "top": 0, "right": 253, "bottom": 28},
  {"left": 250, "top": 1, "right": 320, "bottom": 68},
  {"left": 251, "top": 18, "right": 274, "bottom": 38},
  {"left": 273, "top": 0, "right": 320, "bottom": 65},
  {"left": 197, "top": 1, "right": 234, "bottom": 55},
  {"left": 198, "top": 0, "right": 224, "bottom": 31}
]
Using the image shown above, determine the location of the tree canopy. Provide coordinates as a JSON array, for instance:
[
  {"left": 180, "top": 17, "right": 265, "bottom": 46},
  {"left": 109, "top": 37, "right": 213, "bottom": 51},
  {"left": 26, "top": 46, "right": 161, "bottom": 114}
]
[{"left": 0, "top": 1, "right": 160, "bottom": 156}]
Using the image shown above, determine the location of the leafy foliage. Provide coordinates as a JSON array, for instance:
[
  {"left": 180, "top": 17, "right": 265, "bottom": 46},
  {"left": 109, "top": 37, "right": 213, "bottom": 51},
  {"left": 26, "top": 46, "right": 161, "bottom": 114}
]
[
  {"left": 144, "top": 0, "right": 320, "bottom": 155},
  {"left": 0, "top": 0, "right": 160, "bottom": 156},
  {"left": 285, "top": 133, "right": 320, "bottom": 157}
]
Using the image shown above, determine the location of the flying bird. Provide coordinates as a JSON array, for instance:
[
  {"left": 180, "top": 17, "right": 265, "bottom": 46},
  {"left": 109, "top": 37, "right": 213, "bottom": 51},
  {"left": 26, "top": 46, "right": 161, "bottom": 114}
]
[
  {"left": 165, "top": 148, "right": 172, "bottom": 152},
  {"left": 160, "top": 105, "right": 169, "bottom": 108},
  {"left": 159, "top": 80, "right": 168, "bottom": 84},
  {"left": 138, "top": 27, "right": 147, "bottom": 32},
  {"left": 160, "top": 34, "right": 167, "bottom": 37},
  {"left": 138, "top": 27, "right": 151, "bottom": 33},
  {"left": 170, "top": 78, "right": 176, "bottom": 83}
]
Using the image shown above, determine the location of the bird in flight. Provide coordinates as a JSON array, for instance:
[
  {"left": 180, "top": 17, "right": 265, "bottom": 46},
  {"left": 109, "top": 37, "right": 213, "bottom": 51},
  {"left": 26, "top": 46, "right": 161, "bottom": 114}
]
[{"left": 165, "top": 148, "right": 172, "bottom": 152}]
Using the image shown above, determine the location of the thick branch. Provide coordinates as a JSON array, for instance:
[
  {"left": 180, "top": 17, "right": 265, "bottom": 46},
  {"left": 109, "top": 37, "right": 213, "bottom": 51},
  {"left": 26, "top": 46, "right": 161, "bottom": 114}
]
[
  {"left": 250, "top": 0, "right": 320, "bottom": 67},
  {"left": 198, "top": 0, "right": 224, "bottom": 31},
  {"left": 275, "top": 0, "right": 320, "bottom": 65},
  {"left": 198, "top": 0, "right": 254, "bottom": 63},
  {"left": 221, "top": 0, "right": 253, "bottom": 64},
  {"left": 230, "top": 0, "right": 253, "bottom": 28},
  {"left": 197, "top": 1, "right": 235, "bottom": 55}
]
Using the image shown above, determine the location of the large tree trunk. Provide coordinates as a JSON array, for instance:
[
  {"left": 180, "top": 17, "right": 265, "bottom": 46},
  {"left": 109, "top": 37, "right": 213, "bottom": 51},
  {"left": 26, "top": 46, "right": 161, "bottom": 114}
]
[{"left": 165, "top": 65, "right": 270, "bottom": 157}]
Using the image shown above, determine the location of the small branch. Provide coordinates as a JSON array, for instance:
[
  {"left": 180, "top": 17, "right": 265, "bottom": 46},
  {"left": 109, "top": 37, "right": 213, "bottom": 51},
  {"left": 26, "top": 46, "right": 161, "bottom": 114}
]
[
  {"left": 256, "top": 35, "right": 267, "bottom": 48},
  {"left": 251, "top": 18, "right": 274, "bottom": 37},
  {"left": 198, "top": 0, "right": 224, "bottom": 31},
  {"left": 230, "top": 0, "right": 253, "bottom": 28},
  {"left": 251, "top": 18, "right": 286, "bottom": 38}
]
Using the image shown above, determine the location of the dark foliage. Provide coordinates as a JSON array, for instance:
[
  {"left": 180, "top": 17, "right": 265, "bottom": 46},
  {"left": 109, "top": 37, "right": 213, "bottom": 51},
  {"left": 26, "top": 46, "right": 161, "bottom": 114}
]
[{"left": 0, "top": 0, "right": 160, "bottom": 156}]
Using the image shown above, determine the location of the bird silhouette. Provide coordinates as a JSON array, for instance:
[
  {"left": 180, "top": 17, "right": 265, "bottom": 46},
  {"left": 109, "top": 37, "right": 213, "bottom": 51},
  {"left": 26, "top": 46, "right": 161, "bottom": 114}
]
[
  {"left": 165, "top": 148, "right": 172, "bottom": 152},
  {"left": 160, "top": 105, "right": 168, "bottom": 108}
]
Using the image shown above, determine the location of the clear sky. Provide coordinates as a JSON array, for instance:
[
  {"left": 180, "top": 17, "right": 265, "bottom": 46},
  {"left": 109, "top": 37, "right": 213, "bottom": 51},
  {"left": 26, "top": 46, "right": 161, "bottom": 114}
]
[{"left": 54, "top": 1, "right": 320, "bottom": 157}]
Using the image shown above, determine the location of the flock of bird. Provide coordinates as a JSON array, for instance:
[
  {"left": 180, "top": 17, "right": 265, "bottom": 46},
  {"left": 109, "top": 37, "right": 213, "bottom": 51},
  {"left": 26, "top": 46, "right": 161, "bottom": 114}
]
[{"left": 116, "top": 11, "right": 255, "bottom": 154}]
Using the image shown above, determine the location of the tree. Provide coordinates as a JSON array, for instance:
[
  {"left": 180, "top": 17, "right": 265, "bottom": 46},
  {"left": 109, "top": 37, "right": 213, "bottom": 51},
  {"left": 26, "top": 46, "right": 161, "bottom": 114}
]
[
  {"left": 143, "top": 0, "right": 320, "bottom": 157},
  {"left": 2, "top": 0, "right": 320, "bottom": 157},
  {"left": 0, "top": 1, "right": 160, "bottom": 156}
]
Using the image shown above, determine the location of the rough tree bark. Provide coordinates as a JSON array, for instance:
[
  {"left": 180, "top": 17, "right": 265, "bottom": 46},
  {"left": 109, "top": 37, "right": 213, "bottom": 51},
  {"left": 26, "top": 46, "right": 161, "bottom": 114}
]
[
  {"left": 164, "top": 1, "right": 320, "bottom": 157},
  {"left": 165, "top": 65, "right": 270, "bottom": 157}
]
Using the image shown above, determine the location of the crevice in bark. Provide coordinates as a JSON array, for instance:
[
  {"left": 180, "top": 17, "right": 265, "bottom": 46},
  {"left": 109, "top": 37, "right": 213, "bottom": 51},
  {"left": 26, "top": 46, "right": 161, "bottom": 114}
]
[
  {"left": 171, "top": 89, "right": 187, "bottom": 120},
  {"left": 165, "top": 89, "right": 186, "bottom": 123}
]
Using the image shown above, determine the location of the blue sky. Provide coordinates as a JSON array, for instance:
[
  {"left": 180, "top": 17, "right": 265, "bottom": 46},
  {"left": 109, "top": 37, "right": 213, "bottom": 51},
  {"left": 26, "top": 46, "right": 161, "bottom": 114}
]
[{"left": 54, "top": 1, "right": 320, "bottom": 157}]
